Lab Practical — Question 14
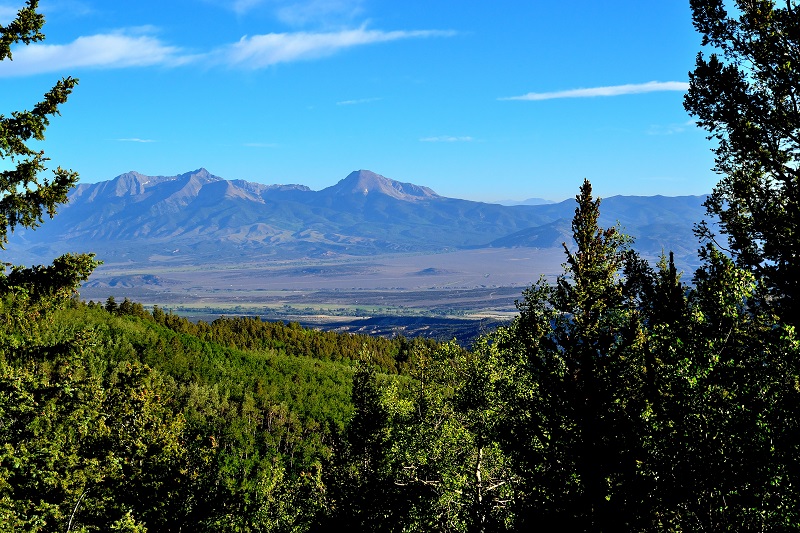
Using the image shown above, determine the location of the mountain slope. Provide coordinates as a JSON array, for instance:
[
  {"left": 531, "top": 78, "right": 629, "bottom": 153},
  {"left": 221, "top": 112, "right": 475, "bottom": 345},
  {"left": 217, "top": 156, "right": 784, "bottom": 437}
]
[
  {"left": 6, "top": 168, "right": 709, "bottom": 266},
  {"left": 321, "top": 169, "right": 439, "bottom": 201}
]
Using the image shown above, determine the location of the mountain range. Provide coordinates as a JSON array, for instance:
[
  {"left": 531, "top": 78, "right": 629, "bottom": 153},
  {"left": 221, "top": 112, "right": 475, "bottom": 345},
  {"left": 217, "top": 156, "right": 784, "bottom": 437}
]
[{"left": 6, "top": 168, "right": 711, "bottom": 267}]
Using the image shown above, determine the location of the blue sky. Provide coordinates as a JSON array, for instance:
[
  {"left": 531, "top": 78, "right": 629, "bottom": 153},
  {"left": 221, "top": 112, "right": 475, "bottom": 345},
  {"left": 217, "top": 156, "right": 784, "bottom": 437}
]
[{"left": 0, "top": 0, "right": 715, "bottom": 202}]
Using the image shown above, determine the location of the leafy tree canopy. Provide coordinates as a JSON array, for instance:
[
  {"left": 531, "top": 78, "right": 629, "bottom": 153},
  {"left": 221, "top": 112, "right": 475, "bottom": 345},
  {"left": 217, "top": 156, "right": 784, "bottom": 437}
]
[{"left": 685, "top": 0, "right": 800, "bottom": 323}]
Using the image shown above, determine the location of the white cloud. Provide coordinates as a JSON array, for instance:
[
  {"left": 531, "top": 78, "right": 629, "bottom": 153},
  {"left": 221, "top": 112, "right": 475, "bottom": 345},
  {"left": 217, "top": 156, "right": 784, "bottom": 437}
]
[
  {"left": 500, "top": 81, "right": 689, "bottom": 101},
  {"left": 337, "top": 97, "right": 381, "bottom": 105},
  {"left": 420, "top": 136, "right": 474, "bottom": 143},
  {"left": 220, "top": 27, "right": 455, "bottom": 68},
  {"left": 116, "top": 138, "right": 157, "bottom": 143},
  {"left": 0, "top": 31, "right": 187, "bottom": 77},
  {"left": 0, "top": 24, "right": 454, "bottom": 77}
]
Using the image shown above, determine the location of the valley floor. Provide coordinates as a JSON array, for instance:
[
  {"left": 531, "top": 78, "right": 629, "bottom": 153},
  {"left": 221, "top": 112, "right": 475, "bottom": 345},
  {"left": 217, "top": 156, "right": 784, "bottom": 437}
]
[{"left": 79, "top": 248, "right": 566, "bottom": 318}]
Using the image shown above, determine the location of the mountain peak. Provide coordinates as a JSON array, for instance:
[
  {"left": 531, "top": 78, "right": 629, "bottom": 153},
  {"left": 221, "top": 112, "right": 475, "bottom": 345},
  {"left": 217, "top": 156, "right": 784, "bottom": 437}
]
[
  {"left": 328, "top": 170, "right": 439, "bottom": 201},
  {"left": 87, "top": 171, "right": 149, "bottom": 198},
  {"left": 178, "top": 168, "right": 221, "bottom": 183}
]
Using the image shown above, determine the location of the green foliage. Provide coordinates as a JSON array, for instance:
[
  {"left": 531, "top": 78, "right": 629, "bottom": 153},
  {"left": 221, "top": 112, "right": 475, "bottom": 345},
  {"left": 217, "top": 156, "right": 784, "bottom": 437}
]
[
  {"left": 483, "top": 181, "right": 649, "bottom": 530},
  {"left": 322, "top": 360, "right": 397, "bottom": 530},
  {"left": 685, "top": 0, "right": 800, "bottom": 324},
  {"left": 104, "top": 302, "right": 432, "bottom": 375},
  {"left": 637, "top": 246, "right": 800, "bottom": 530},
  {"left": 0, "top": 343, "right": 184, "bottom": 531},
  {"left": 36, "top": 299, "right": 451, "bottom": 530},
  {"left": 392, "top": 340, "right": 516, "bottom": 531},
  {"left": 320, "top": 340, "right": 517, "bottom": 532},
  {"left": 2, "top": 296, "right": 374, "bottom": 530}
]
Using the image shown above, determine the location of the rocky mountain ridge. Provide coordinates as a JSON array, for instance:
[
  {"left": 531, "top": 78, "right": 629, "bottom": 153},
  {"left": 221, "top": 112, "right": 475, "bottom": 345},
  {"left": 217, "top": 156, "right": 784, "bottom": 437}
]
[{"left": 6, "top": 168, "right": 710, "bottom": 267}]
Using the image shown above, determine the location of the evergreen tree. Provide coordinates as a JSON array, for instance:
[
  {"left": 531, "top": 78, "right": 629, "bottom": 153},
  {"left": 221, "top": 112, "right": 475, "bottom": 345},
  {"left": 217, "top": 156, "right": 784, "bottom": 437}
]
[
  {"left": 490, "top": 180, "right": 649, "bottom": 530},
  {"left": 685, "top": 0, "right": 800, "bottom": 324},
  {"left": 0, "top": 0, "right": 98, "bottom": 321}
]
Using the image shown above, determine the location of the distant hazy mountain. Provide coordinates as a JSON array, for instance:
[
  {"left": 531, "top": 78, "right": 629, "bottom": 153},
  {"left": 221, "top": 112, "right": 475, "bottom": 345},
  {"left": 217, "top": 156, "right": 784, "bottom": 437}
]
[{"left": 5, "top": 168, "right": 710, "bottom": 267}]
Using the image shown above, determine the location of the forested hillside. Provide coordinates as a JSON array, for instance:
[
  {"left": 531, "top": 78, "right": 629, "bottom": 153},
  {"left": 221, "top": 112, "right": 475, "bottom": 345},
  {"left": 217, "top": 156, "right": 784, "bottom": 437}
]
[
  {"left": 4, "top": 0, "right": 800, "bottom": 531},
  {"left": 1, "top": 299, "right": 438, "bottom": 529}
]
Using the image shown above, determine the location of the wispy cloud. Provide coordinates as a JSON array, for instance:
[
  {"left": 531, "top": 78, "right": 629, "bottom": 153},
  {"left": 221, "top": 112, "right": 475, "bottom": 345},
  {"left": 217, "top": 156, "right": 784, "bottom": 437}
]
[
  {"left": 0, "top": 24, "right": 454, "bottom": 77},
  {"left": 0, "top": 30, "right": 187, "bottom": 77},
  {"left": 420, "top": 136, "right": 474, "bottom": 143},
  {"left": 116, "top": 138, "right": 157, "bottom": 143},
  {"left": 500, "top": 81, "right": 689, "bottom": 101},
  {"left": 337, "top": 97, "right": 381, "bottom": 106},
  {"left": 220, "top": 27, "right": 456, "bottom": 68}
]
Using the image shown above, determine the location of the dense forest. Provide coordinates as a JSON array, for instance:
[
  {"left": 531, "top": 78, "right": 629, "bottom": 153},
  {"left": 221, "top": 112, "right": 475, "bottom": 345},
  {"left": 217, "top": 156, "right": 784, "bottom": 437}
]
[{"left": 3, "top": 0, "right": 800, "bottom": 531}]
